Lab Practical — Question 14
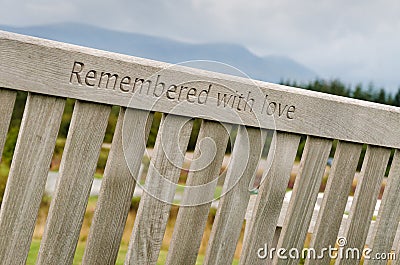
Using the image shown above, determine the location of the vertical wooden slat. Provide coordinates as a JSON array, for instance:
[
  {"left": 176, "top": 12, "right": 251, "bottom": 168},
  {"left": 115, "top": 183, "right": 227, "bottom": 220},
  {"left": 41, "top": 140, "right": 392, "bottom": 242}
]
[
  {"left": 125, "top": 114, "right": 193, "bottom": 265},
  {"left": 0, "top": 93, "right": 65, "bottom": 264},
  {"left": 37, "top": 101, "right": 111, "bottom": 265},
  {"left": 305, "top": 141, "right": 362, "bottom": 265},
  {"left": 0, "top": 88, "right": 16, "bottom": 161},
  {"left": 165, "top": 120, "right": 231, "bottom": 265},
  {"left": 362, "top": 150, "right": 400, "bottom": 265},
  {"left": 203, "top": 126, "right": 267, "bottom": 265},
  {"left": 335, "top": 146, "right": 391, "bottom": 265},
  {"left": 239, "top": 132, "right": 300, "bottom": 265},
  {"left": 82, "top": 108, "right": 153, "bottom": 265},
  {"left": 273, "top": 136, "right": 331, "bottom": 265}
]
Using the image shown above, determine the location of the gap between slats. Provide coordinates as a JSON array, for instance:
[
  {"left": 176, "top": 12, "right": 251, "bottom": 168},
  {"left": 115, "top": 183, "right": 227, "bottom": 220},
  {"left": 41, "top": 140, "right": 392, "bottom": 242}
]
[
  {"left": 203, "top": 126, "right": 267, "bottom": 265},
  {"left": 165, "top": 120, "right": 231, "bottom": 265},
  {"left": 125, "top": 114, "right": 193, "bottom": 265},
  {"left": 305, "top": 141, "right": 362, "bottom": 265},
  {"left": 239, "top": 132, "right": 300, "bottom": 265},
  {"left": 36, "top": 101, "right": 111, "bottom": 265},
  {"left": 334, "top": 146, "right": 391, "bottom": 265},
  {"left": 273, "top": 136, "right": 332, "bottom": 265},
  {"left": 82, "top": 108, "right": 153, "bottom": 265}
]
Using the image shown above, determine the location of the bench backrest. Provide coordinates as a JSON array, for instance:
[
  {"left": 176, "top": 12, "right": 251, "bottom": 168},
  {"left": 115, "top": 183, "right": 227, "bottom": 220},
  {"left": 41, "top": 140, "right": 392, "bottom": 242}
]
[{"left": 0, "top": 31, "right": 399, "bottom": 265}]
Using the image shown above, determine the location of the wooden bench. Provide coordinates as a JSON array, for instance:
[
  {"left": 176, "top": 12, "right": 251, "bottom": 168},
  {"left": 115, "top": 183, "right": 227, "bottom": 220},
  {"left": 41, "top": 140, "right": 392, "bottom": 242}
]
[{"left": 0, "top": 30, "right": 400, "bottom": 265}]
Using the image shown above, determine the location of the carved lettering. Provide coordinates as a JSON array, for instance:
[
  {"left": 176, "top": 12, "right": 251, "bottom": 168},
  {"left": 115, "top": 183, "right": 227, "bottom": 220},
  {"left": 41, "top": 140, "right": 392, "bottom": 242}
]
[
  {"left": 187, "top": 88, "right": 197, "bottom": 103},
  {"left": 120, "top": 76, "right": 131, "bottom": 92},
  {"left": 166, "top": 85, "right": 177, "bottom": 99},
  {"left": 261, "top": 94, "right": 297, "bottom": 119},
  {"left": 198, "top": 85, "right": 211, "bottom": 104},
  {"left": 70, "top": 61, "right": 84, "bottom": 84},
  {"left": 99, "top": 72, "right": 119, "bottom": 90},
  {"left": 69, "top": 61, "right": 297, "bottom": 120},
  {"left": 85, "top": 70, "right": 97, "bottom": 87},
  {"left": 287, "top": 105, "right": 296, "bottom": 119},
  {"left": 153, "top": 75, "right": 165, "bottom": 97}
]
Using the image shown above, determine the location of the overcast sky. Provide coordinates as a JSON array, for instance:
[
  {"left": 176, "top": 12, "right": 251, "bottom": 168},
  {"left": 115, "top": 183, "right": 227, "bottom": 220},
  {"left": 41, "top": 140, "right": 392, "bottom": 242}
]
[{"left": 1, "top": 0, "right": 400, "bottom": 92}]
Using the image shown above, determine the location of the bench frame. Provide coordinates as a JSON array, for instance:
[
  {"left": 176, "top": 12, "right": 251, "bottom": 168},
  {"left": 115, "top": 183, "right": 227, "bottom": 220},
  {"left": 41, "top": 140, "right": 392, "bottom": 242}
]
[{"left": 0, "top": 30, "right": 400, "bottom": 265}]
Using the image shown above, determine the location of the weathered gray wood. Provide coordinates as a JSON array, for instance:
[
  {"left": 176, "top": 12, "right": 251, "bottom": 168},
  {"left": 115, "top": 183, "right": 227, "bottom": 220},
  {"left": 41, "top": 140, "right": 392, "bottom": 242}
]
[
  {"left": 0, "top": 88, "right": 16, "bottom": 162},
  {"left": 0, "top": 93, "right": 64, "bottom": 264},
  {"left": 203, "top": 126, "right": 267, "bottom": 265},
  {"left": 273, "top": 136, "right": 332, "bottom": 265},
  {"left": 37, "top": 101, "right": 111, "bottom": 265},
  {"left": 165, "top": 120, "right": 231, "bottom": 265},
  {"left": 245, "top": 191, "right": 400, "bottom": 248},
  {"left": 82, "top": 108, "right": 153, "bottom": 265},
  {"left": 239, "top": 132, "right": 300, "bottom": 265},
  {"left": 1, "top": 31, "right": 400, "bottom": 148},
  {"left": 335, "top": 146, "right": 391, "bottom": 265},
  {"left": 305, "top": 141, "right": 362, "bottom": 265},
  {"left": 364, "top": 149, "right": 400, "bottom": 265},
  {"left": 125, "top": 114, "right": 193, "bottom": 265}
]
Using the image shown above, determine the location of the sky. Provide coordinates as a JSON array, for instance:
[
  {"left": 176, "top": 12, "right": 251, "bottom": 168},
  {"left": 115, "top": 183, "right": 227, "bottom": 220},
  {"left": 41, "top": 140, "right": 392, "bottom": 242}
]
[{"left": 1, "top": 0, "right": 400, "bottom": 92}]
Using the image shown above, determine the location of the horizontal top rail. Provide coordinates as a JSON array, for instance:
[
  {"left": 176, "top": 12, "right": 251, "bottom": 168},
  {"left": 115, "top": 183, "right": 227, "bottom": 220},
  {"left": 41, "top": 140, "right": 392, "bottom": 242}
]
[{"left": 1, "top": 30, "right": 400, "bottom": 148}]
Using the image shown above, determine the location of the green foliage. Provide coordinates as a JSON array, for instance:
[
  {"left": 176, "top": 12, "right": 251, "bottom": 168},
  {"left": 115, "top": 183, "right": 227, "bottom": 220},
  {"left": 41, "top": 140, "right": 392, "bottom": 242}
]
[
  {"left": 2, "top": 126, "right": 19, "bottom": 167},
  {"left": 58, "top": 99, "right": 75, "bottom": 138},
  {"left": 147, "top": 112, "right": 162, "bottom": 148},
  {"left": 97, "top": 148, "right": 110, "bottom": 172},
  {"left": 131, "top": 196, "right": 141, "bottom": 210},
  {"left": 281, "top": 78, "right": 400, "bottom": 106},
  {"left": 0, "top": 163, "right": 9, "bottom": 205}
]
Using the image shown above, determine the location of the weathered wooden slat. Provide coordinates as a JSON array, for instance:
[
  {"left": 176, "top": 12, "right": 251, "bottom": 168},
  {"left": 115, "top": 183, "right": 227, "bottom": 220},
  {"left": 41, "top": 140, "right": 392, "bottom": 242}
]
[
  {"left": 0, "top": 88, "right": 16, "bottom": 161},
  {"left": 335, "top": 146, "right": 391, "bottom": 265},
  {"left": 37, "top": 101, "right": 111, "bottom": 265},
  {"left": 203, "top": 126, "right": 267, "bottom": 265},
  {"left": 82, "top": 108, "right": 153, "bottom": 265},
  {"left": 273, "top": 136, "right": 332, "bottom": 265},
  {"left": 0, "top": 93, "right": 64, "bottom": 264},
  {"left": 1, "top": 31, "right": 400, "bottom": 148},
  {"left": 165, "top": 120, "right": 231, "bottom": 265},
  {"left": 305, "top": 141, "right": 362, "bottom": 265},
  {"left": 125, "top": 114, "right": 193, "bottom": 265},
  {"left": 239, "top": 132, "right": 300, "bottom": 265},
  {"left": 364, "top": 149, "right": 400, "bottom": 265}
]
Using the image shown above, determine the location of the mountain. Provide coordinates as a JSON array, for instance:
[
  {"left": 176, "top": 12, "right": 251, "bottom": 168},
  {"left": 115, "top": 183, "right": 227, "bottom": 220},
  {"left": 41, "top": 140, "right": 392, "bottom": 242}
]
[{"left": 0, "top": 23, "right": 317, "bottom": 83}]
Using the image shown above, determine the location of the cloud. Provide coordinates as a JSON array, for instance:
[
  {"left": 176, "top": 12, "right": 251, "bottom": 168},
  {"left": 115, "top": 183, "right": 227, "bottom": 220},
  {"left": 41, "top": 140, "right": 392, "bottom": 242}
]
[{"left": 1, "top": 0, "right": 400, "bottom": 91}]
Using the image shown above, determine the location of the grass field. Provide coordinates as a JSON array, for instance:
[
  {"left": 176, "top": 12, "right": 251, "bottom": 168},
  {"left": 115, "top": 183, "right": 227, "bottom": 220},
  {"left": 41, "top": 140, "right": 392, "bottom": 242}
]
[
  {"left": 27, "top": 239, "right": 239, "bottom": 264},
  {"left": 26, "top": 195, "right": 242, "bottom": 264}
]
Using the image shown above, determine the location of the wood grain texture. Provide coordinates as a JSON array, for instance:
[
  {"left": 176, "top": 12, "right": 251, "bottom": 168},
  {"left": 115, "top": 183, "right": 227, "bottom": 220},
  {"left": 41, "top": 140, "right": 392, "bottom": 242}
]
[
  {"left": 203, "top": 126, "right": 267, "bottom": 265},
  {"left": 125, "top": 114, "right": 193, "bottom": 265},
  {"left": 335, "top": 146, "right": 391, "bottom": 265},
  {"left": 273, "top": 136, "right": 332, "bottom": 265},
  {"left": 165, "top": 120, "right": 231, "bottom": 265},
  {"left": 1, "top": 31, "right": 400, "bottom": 148},
  {"left": 82, "top": 108, "right": 153, "bottom": 265},
  {"left": 0, "top": 88, "right": 16, "bottom": 162},
  {"left": 245, "top": 192, "right": 400, "bottom": 248},
  {"left": 0, "top": 93, "right": 64, "bottom": 265},
  {"left": 364, "top": 150, "right": 400, "bottom": 265},
  {"left": 305, "top": 141, "right": 362, "bottom": 265},
  {"left": 37, "top": 101, "right": 111, "bottom": 265},
  {"left": 239, "top": 132, "right": 300, "bottom": 265}
]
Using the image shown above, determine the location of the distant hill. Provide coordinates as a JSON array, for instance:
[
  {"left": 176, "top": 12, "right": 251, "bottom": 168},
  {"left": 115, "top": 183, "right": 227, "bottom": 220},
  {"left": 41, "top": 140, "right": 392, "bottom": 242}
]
[{"left": 0, "top": 23, "right": 317, "bottom": 83}]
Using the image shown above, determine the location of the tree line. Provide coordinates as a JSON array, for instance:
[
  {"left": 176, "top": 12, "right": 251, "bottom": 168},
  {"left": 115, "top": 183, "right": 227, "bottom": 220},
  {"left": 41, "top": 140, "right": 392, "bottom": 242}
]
[{"left": 281, "top": 79, "right": 400, "bottom": 106}]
